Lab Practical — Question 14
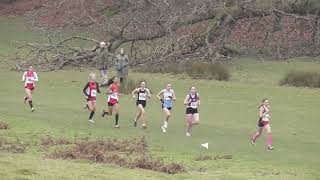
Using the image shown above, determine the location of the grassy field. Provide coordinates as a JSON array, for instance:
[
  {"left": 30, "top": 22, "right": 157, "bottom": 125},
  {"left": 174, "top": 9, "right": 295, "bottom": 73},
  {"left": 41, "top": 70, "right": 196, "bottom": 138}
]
[{"left": 1, "top": 16, "right": 320, "bottom": 180}]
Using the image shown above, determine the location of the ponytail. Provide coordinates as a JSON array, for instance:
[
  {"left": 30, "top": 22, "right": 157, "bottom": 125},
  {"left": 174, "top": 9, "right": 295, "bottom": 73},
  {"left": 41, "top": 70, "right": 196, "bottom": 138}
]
[{"left": 107, "top": 76, "right": 116, "bottom": 86}]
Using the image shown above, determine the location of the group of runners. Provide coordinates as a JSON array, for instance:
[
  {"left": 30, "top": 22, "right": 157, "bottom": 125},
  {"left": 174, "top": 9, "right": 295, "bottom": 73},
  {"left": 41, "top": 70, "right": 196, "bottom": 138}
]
[{"left": 22, "top": 67, "right": 274, "bottom": 149}]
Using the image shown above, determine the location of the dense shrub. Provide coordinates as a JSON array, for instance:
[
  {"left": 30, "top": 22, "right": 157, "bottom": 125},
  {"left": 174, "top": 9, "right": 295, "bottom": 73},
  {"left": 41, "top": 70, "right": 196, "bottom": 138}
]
[
  {"left": 280, "top": 71, "right": 320, "bottom": 88},
  {"left": 136, "top": 62, "right": 230, "bottom": 81}
]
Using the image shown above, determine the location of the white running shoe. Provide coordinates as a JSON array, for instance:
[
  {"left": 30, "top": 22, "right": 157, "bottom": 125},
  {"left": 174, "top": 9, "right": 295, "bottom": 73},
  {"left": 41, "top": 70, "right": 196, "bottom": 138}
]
[
  {"left": 142, "top": 124, "right": 147, "bottom": 129},
  {"left": 89, "top": 119, "right": 95, "bottom": 123},
  {"left": 31, "top": 108, "right": 35, "bottom": 112},
  {"left": 186, "top": 132, "right": 191, "bottom": 137},
  {"left": 161, "top": 126, "right": 166, "bottom": 133},
  {"left": 163, "top": 121, "right": 168, "bottom": 129}
]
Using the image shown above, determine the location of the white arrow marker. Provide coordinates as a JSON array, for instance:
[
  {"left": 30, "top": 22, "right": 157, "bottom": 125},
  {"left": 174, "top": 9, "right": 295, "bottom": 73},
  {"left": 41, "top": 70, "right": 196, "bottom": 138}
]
[{"left": 201, "top": 143, "right": 208, "bottom": 149}]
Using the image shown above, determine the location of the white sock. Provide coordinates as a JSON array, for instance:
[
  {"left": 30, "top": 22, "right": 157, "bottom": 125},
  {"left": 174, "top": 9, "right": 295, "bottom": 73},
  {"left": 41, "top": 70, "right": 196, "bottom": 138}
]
[{"left": 164, "top": 121, "right": 168, "bottom": 128}]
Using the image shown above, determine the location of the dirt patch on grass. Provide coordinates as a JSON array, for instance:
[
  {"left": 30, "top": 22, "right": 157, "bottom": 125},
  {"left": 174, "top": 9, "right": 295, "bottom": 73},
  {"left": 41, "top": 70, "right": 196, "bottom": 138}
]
[
  {"left": 0, "top": 122, "right": 9, "bottom": 130},
  {"left": 195, "top": 154, "right": 233, "bottom": 161},
  {"left": 195, "top": 154, "right": 212, "bottom": 161},
  {"left": 214, "top": 154, "right": 232, "bottom": 160},
  {"left": 0, "top": 138, "right": 27, "bottom": 153},
  {"left": 48, "top": 136, "right": 185, "bottom": 174}
]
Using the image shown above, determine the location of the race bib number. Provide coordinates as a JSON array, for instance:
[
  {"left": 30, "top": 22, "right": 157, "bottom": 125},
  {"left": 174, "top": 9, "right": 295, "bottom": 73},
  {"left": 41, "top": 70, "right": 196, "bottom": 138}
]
[
  {"left": 91, "top": 90, "right": 97, "bottom": 97},
  {"left": 139, "top": 93, "right": 147, "bottom": 100},
  {"left": 111, "top": 93, "right": 118, "bottom": 99},
  {"left": 190, "top": 102, "right": 197, "bottom": 108}
]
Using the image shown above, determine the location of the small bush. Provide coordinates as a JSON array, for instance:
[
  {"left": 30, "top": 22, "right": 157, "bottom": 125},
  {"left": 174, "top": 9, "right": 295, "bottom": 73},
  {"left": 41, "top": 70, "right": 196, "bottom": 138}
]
[
  {"left": 280, "top": 71, "right": 320, "bottom": 88},
  {"left": 136, "top": 62, "right": 230, "bottom": 81},
  {"left": 0, "top": 122, "right": 9, "bottom": 129}
]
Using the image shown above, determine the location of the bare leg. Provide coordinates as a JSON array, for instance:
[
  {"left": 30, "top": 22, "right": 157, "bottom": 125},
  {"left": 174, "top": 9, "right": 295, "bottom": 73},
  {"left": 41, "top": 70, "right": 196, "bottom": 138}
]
[
  {"left": 137, "top": 105, "right": 146, "bottom": 128},
  {"left": 264, "top": 124, "right": 273, "bottom": 148},
  {"left": 88, "top": 100, "right": 96, "bottom": 122},
  {"left": 192, "top": 113, "right": 200, "bottom": 125},
  {"left": 25, "top": 88, "right": 34, "bottom": 111},
  {"left": 252, "top": 127, "right": 264, "bottom": 145},
  {"left": 114, "top": 104, "right": 120, "bottom": 127},
  {"left": 186, "top": 114, "right": 192, "bottom": 136},
  {"left": 163, "top": 108, "right": 171, "bottom": 128}
]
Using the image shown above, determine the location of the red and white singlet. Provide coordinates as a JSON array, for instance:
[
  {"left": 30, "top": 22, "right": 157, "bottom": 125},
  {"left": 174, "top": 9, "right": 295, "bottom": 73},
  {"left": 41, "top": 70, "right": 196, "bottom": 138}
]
[
  {"left": 107, "top": 83, "right": 119, "bottom": 105},
  {"left": 87, "top": 81, "right": 98, "bottom": 101},
  {"left": 22, "top": 70, "right": 38, "bottom": 90}
]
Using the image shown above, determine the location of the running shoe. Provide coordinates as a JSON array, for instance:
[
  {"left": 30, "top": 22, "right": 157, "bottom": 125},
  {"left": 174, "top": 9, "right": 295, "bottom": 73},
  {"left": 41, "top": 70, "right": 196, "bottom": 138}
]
[
  {"left": 186, "top": 132, "right": 191, "bottom": 137},
  {"left": 142, "top": 124, "right": 147, "bottom": 129},
  {"left": 134, "top": 120, "right": 137, "bottom": 127},
  {"left": 161, "top": 126, "right": 166, "bottom": 133},
  {"left": 114, "top": 125, "right": 120, "bottom": 128},
  {"left": 267, "top": 146, "right": 274, "bottom": 150},
  {"left": 164, "top": 121, "right": 168, "bottom": 129},
  {"left": 31, "top": 108, "right": 35, "bottom": 112},
  {"left": 89, "top": 119, "right": 95, "bottom": 123}
]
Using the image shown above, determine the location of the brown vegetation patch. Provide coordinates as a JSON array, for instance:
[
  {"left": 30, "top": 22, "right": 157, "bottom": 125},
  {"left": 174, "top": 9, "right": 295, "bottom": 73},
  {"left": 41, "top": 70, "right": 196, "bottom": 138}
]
[
  {"left": 0, "top": 122, "right": 9, "bottom": 130},
  {"left": 49, "top": 136, "right": 185, "bottom": 174},
  {"left": 0, "top": 138, "right": 27, "bottom": 153},
  {"left": 40, "top": 136, "right": 72, "bottom": 146}
]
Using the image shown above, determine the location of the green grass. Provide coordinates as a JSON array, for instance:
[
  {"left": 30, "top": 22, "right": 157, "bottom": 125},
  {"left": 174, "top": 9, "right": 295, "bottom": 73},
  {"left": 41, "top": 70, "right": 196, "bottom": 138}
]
[{"left": 0, "top": 16, "right": 320, "bottom": 180}]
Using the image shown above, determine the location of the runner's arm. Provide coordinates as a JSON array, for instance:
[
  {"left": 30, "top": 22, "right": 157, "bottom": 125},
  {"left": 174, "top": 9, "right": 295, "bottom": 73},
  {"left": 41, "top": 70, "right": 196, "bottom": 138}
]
[
  {"left": 172, "top": 90, "right": 176, "bottom": 101},
  {"left": 96, "top": 83, "right": 101, "bottom": 93},
  {"left": 184, "top": 94, "right": 190, "bottom": 105},
  {"left": 33, "top": 72, "right": 39, "bottom": 81},
  {"left": 146, "top": 89, "right": 152, "bottom": 98},
  {"left": 106, "top": 85, "right": 113, "bottom": 95},
  {"left": 21, "top": 72, "right": 26, "bottom": 81},
  {"left": 82, "top": 82, "right": 90, "bottom": 96},
  {"left": 131, "top": 88, "right": 138, "bottom": 97},
  {"left": 156, "top": 90, "right": 164, "bottom": 100},
  {"left": 197, "top": 94, "right": 201, "bottom": 106}
]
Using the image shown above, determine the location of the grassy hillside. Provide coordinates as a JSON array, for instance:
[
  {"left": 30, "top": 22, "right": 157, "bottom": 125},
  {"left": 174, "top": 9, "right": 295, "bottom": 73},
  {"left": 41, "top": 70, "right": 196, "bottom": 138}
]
[{"left": 0, "top": 16, "right": 320, "bottom": 180}]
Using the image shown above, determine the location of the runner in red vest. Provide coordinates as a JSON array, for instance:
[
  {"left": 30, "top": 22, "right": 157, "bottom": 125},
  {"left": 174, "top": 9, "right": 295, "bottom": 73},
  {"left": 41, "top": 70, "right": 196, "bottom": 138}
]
[
  {"left": 22, "top": 66, "right": 38, "bottom": 112},
  {"left": 251, "top": 98, "right": 274, "bottom": 150},
  {"left": 102, "top": 76, "right": 121, "bottom": 128},
  {"left": 83, "top": 73, "right": 100, "bottom": 122}
]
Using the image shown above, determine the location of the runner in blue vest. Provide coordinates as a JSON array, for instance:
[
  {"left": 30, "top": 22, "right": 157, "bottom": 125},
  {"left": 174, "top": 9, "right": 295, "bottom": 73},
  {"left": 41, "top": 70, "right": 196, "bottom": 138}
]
[{"left": 157, "top": 84, "right": 176, "bottom": 133}]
